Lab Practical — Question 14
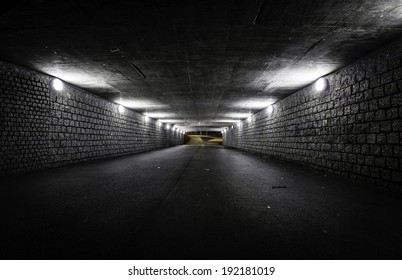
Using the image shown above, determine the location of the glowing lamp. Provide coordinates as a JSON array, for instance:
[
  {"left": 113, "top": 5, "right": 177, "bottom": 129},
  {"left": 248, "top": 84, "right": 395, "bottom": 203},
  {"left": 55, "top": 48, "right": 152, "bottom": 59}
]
[
  {"left": 52, "top": 78, "right": 63, "bottom": 91},
  {"left": 315, "top": 77, "right": 328, "bottom": 91}
]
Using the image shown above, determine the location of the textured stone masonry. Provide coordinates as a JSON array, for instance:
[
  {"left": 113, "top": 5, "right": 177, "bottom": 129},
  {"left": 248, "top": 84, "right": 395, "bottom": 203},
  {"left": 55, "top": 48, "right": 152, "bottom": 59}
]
[
  {"left": 224, "top": 39, "right": 402, "bottom": 192},
  {"left": 0, "top": 62, "right": 183, "bottom": 175}
]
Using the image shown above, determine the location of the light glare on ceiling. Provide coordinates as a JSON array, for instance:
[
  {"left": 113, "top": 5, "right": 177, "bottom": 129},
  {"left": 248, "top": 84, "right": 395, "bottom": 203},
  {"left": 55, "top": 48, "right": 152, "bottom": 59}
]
[
  {"left": 243, "top": 100, "right": 275, "bottom": 109},
  {"left": 115, "top": 99, "right": 170, "bottom": 110},
  {"left": 226, "top": 113, "right": 255, "bottom": 119}
]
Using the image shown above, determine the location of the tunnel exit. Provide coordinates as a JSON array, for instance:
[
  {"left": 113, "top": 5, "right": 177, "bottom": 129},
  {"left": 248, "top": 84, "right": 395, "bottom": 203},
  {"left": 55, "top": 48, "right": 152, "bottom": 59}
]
[{"left": 185, "top": 131, "right": 223, "bottom": 145}]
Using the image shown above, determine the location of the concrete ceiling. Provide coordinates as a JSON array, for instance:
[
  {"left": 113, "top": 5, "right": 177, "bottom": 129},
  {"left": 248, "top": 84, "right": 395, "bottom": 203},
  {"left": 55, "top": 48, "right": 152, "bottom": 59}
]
[{"left": 1, "top": 0, "right": 402, "bottom": 131}]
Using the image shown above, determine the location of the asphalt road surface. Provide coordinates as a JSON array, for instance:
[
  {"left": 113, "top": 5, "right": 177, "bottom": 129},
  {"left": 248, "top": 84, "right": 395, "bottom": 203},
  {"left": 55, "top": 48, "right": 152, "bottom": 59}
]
[{"left": 1, "top": 145, "right": 401, "bottom": 260}]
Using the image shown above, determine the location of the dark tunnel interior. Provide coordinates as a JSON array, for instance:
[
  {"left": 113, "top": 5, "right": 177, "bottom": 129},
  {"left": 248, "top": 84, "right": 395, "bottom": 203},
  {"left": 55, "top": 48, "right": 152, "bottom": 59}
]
[{"left": 0, "top": 0, "right": 402, "bottom": 262}]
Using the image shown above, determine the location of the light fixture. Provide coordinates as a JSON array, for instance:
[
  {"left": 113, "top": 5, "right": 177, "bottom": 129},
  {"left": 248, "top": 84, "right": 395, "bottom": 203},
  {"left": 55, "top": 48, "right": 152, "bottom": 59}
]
[
  {"left": 315, "top": 77, "right": 328, "bottom": 91},
  {"left": 267, "top": 105, "right": 274, "bottom": 114},
  {"left": 144, "top": 115, "right": 149, "bottom": 122},
  {"left": 118, "top": 105, "right": 125, "bottom": 114},
  {"left": 247, "top": 116, "right": 252, "bottom": 123},
  {"left": 52, "top": 78, "right": 63, "bottom": 91},
  {"left": 166, "top": 124, "right": 170, "bottom": 129}
]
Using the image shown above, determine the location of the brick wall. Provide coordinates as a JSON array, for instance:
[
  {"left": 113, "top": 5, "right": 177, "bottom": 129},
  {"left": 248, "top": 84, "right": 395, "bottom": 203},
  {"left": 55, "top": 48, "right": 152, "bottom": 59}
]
[
  {"left": 224, "top": 40, "right": 402, "bottom": 192},
  {"left": 0, "top": 61, "right": 183, "bottom": 175}
]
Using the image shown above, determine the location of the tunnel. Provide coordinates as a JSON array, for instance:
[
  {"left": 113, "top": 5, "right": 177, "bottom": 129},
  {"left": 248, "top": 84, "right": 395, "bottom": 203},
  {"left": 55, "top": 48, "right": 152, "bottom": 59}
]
[{"left": 0, "top": 0, "right": 402, "bottom": 261}]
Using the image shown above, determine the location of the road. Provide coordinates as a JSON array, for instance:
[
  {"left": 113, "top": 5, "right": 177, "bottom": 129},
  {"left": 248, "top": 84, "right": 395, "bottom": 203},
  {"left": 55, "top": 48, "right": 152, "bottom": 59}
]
[{"left": 0, "top": 145, "right": 401, "bottom": 259}]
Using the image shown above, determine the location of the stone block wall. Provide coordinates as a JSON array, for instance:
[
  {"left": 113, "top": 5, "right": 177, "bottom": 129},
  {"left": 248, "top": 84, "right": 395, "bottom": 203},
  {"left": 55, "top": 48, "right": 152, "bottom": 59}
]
[
  {"left": 224, "top": 40, "right": 402, "bottom": 192},
  {"left": 0, "top": 61, "right": 183, "bottom": 175}
]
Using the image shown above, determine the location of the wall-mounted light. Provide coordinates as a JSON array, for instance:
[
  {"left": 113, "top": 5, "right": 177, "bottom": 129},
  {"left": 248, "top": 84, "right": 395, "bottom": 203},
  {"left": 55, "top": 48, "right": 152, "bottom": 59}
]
[
  {"left": 166, "top": 124, "right": 170, "bottom": 130},
  {"left": 247, "top": 116, "right": 252, "bottom": 123},
  {"left": 52, "top": 78, "right": 63, "bottom": 91},
  {"left": 267, "top": 105, "right": 274, "bottom": 114},
  {"left": 144, "top": 115, "right": 149, "bottom": 122},
  {"left": 315, "top": 77, "right": 328, "bottom": 91},
  {"left": 118, "top": 105, "right": 125, "bottom": 114}
]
